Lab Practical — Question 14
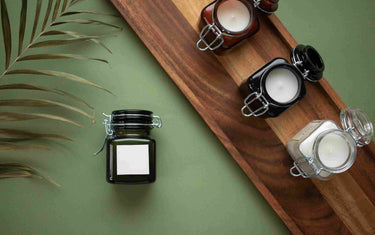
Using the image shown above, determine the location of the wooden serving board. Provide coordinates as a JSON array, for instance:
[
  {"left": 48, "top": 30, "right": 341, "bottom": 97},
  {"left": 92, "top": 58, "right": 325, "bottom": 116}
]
[{"left": 109, "top": 0, "right": 375, "bottom": 234}]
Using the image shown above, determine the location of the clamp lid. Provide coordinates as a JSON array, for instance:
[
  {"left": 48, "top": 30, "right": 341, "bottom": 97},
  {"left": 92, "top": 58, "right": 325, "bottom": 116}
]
[{"left": 340, "top": 108, "right": 373, "bottom": 147}]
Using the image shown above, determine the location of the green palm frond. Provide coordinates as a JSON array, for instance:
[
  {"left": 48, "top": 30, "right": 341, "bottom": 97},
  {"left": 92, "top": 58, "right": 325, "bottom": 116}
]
[
  {"left": 0, "top": 163, "right": 60, "bottom": 186},
  {"left": 0, "top": 0, "right": 119, "bottom": 184}
]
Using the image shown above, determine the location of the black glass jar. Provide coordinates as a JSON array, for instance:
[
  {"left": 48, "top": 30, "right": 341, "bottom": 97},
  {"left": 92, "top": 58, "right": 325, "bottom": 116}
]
[
  {"left": 239, "top": 44, "right": 325, "bottom": 118},
  {"left": 95, "top": 110, "right": 162, "bottom": 184},
  {"left": 197, "top": 0, "right": 279, "bottom": 52}
]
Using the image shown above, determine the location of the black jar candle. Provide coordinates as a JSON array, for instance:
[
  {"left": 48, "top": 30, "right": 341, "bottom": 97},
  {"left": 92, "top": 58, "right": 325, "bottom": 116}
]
[
  {"left": 95, "top": 110, "right": 162, "bottom": 184},
  {"left": 240, "top": 44, "right": 325, "bottom": 118},
  {"left": 197, "top": 0, "right": 279, "bottom": 52}
]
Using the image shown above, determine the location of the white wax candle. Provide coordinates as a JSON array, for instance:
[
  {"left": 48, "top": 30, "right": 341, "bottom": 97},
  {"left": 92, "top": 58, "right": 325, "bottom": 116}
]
[
  {"left": 317, "top": 132, "right": 350, "bottom": 168},
  {"left": 299, "top": 121, "right": 338, "bottom": 159},
  {"left": 265, "top": 68, "right": 299, "bottom": 103},
  {"left": 217, "top": 0, "right": 251, "bottom": 32}
]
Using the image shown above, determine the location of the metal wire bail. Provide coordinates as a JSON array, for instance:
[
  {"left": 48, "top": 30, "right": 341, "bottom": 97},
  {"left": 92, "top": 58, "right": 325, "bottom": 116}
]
[
  {"left": 93, "top": 113, "right": 162, "bottom": 156},
  {"left": 291, "top": 48, "right": 312, "bottom": 82},
  {"left": 197, "top": 24, "right": 224, "bottom": 51},
  {"left": 241, "top": 92, "right": 269, "bottom": 117},
  {"left": 253, "top": 0, "right": 260, "bottom": 8},
  {"left": 290, "top": 156, "right": 318, "bottom": 178}
]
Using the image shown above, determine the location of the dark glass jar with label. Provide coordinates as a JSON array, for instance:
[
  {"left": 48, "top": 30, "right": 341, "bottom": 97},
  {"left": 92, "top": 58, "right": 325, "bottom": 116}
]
[
  {"left": 239, "top": 44, "right": 325, "bottom": 118},
  {"left": 95, "top": 110, "right": 162, "bottom": 184},
  {"left": 197, "top": 0, "right": 279, "bottom": 52}
]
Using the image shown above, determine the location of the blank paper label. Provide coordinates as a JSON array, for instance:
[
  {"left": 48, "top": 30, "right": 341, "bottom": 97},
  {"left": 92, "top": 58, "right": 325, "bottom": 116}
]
[{"left": 116, "top": 145, "right": 149, "bottom": 175}]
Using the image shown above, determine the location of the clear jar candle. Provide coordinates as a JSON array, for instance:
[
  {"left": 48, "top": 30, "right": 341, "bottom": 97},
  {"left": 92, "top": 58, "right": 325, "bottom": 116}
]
[
  {"left": 95, "top": 110, "right": 162, "bottom": 184},
  {"left": 196, "top": 0, "right": 279, "bottom": 52},
  {"left": 240, "top": 44, "right": 325, "bottom": 118},
  {"left": 287, "top": 108, "right": 373, "bottom": 180}
]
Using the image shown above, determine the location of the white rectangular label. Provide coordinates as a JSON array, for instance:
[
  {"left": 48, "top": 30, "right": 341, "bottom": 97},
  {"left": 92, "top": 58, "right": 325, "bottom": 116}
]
[{"left": 116, "top": 145, "right": 149, "bottom": 175}]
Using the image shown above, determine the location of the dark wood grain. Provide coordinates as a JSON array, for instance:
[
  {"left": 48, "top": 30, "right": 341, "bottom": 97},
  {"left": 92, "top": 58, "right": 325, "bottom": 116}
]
[{"left": 110, "top": 0, "right": 375, "bottom": 234}]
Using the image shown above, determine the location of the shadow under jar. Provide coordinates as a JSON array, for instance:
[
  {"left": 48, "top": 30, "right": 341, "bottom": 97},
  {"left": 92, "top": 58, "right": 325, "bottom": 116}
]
[
  {"left": 239, "top": 44, "right": 325, "bottom": 118},
  {"left": 287, "top": 108, "right": 373, "bottom": 181},
  {"left": 197, "top": 0, "right": 279, "bottom": 53},
  {"left": 103, "top": 110, "right": 162, "bottom": 184}
]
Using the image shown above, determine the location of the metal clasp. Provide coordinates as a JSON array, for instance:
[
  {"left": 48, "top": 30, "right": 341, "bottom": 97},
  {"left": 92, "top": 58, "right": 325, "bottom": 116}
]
[
  {"left": 93, "top": 113, "right": 162, "bottom": 156},
  {"left": 290, "top": 156, "right": 318, "bottom": 178},
  {"left": 152, "top": 115, "right": 162, "bottom": 128},
  {"left": 197, "top": 24, "right": 224, "bottom": 51},
  {"left": 241, "top": 92, "right": 269, "bottom": 117},
  {"left": 253, "top": 0, "right": 260, "bottom": 8},
  {"left": 293, "top": 59, "right": 310, "bottom": 78}
]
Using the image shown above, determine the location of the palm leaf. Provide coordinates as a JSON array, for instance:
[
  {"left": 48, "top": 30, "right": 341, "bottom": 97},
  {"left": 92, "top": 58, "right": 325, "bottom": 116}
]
[
  {"left": 30, "top": 0, "right": 42, "bottom": 43},
  {"left": 18, "top": 0, "right": 27, "bottom": 56},
  {"left": 51, "top": 0, "right": 61, "bottom": 22},
  {"left": 0, "top": 170, "right": 32, "bottom": 178},
  {"left": 1, "top": 0, "right": 11, "bottom": 69},
  {"left": 0, "top": 142, "right": 49, "bottom": 151},
  {"left": 0, "top": 129, "right": 72, "bottom": 141},
  {"left": 0, "top": 83, "right": 94, "bottom": 109},
  {"left": 41, "top": 0, "right": 53, "bottom": 31},
  {"left": 5, "top": 69, "right": 112, "bottom": 94},
  {"left": 18, "top": 53, "right": 108, "bottom": 65},
  {"left": 62, "top": 0, "right": 68, "bottom": 12},
  {"left": 52, "top": 18, "right": 121, "bottom": 29},
  {"left": 41, "top": 30, "right": 113, "bottom": 53},
  {"left": 61, "top": 10, "right": 119, "bottom": 17},
  {"left": 0, "top": 0, "right": 118, "bottom": 184},
  {"left": 0, "top": 99, "right": 95, "bottom": 121},
  {"left": 0, "top": 163, "right": 60, "bottom": 187},
  {"left": 0, "top": 112, "right": 84, "bottom": 128},
  {"left": 69, "top": 0, "right": 87, "bottom": 7},
  {"left": 30, "top": 36, "right": 109, "bottom": 48}
]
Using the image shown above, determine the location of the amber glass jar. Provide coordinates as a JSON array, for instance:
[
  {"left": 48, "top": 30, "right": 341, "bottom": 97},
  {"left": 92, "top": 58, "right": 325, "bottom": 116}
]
[{"left": 197, "top": 0, "right": 279, "bottom": 52}]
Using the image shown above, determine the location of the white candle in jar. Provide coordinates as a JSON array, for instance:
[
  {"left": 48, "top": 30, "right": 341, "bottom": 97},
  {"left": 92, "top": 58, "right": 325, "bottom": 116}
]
[
  {"left": 217, "top": 0, "right": 251, "bottom": 32},
  {"left": 265, "top": 68, "right": 299, "bottom": 103},
  {"left": 317, "top": 132, "right": 350, "bottom": 168}
]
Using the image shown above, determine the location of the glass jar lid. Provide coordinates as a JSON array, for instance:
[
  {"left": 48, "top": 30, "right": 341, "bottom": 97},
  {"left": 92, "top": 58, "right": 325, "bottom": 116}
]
[
  {"left": 252, "top": 0, "right": 279, "bottom": 14},
  {"left": 290, "top": 44, "right": 325, "bottom": 82},
  {"left": 109, "top": 110, "right": 162, "bottom": 130},
  {"left": 340, "top": 108, "right": 374, "bottom": 147}
]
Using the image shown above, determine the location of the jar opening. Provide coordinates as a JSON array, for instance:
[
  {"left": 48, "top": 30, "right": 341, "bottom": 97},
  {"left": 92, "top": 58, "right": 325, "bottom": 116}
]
[
  {"left": 290, "top": 44, "right": 325, "bottom": 82},
  {"left": 213, "top": 0, "right": 255, "bottom": 35},
  {"left": 307, "top": 47, "right": 324, "bottom": 69}
]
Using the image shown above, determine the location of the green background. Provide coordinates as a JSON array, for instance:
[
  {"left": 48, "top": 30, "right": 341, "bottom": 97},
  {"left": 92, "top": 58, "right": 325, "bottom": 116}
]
[{"left": 0, "top": 0, "right": 374, "bottom": 234}]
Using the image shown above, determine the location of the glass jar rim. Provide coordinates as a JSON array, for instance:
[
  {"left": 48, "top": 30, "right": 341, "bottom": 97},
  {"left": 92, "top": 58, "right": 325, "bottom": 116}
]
[
  {"left": 212, "top": 0, "right": 256, "bottom": 36},
  {"left": 313, "top": 129, "right": 357, "bottom": 173}
]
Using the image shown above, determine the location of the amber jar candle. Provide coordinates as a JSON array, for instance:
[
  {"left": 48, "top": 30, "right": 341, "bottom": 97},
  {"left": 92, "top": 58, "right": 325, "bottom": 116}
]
[
  {"left": 197, "top": 0, "right": 279, "bottom": 52},
  {"left": 240, "top": 44, "right": 325, "bottom": 118}
]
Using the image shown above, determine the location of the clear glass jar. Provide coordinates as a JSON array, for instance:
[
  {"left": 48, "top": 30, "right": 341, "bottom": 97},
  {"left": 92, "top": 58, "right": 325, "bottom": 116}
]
[
  {"left": 240, "top": 44, "right": 325, "bottom": 118},
  {"left": 196, "top": 0, "right": 279, "bottom": 52},
  {"left": 287, "top": 108, "right": 373, "bottom": 180},
  {"left": 95, "top": 110, "right": 162, "bottom": 184}
]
